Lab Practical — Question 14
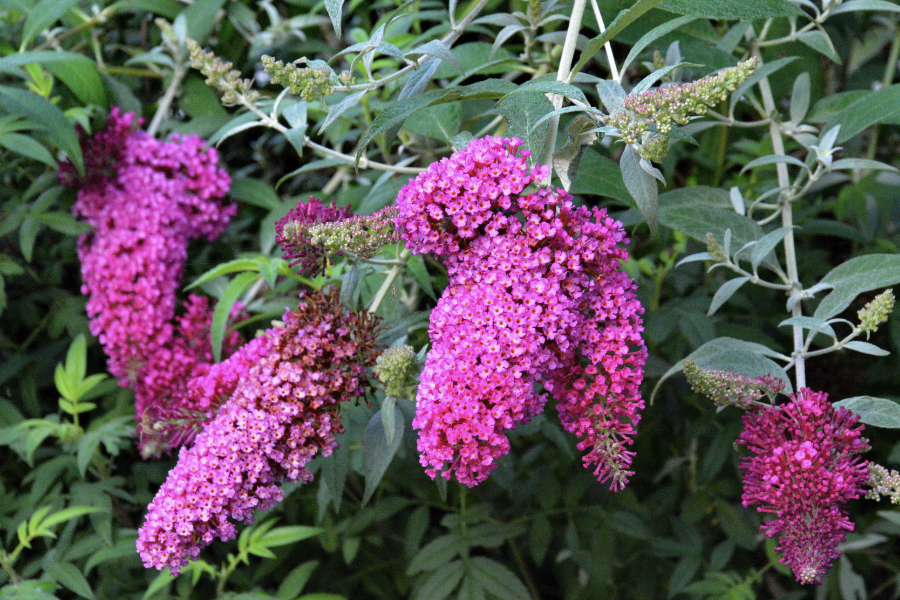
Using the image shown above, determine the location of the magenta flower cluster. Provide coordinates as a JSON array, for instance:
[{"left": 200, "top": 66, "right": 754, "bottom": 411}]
[
  {"left": 63, "top": 109, "right": 240, "bottom": 454},
  {"left": 737, "top": 388, "right": 870, "bottom": 584},
  {"left": 396, "top": 137, "right": 647, "bottom": 490},
  {"left": 137, "top": 289, "right": 380, "bottom": 574},
  {"left": 275, "top": 195, "right": 351, "bottom": 276}
]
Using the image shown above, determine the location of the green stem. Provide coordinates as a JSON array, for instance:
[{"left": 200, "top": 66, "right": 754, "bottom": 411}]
[
  {"left": 0, "top": 551, "right": 22, "bottom": 584},
  {"left": 148, "top": 59, "right": 188, "bottom": 137},
  {"left": 367, "top": 249, "right": 411, "bottom": 314}
]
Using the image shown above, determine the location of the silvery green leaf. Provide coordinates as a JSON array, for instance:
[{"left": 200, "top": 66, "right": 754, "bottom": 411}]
[
  {"left": 620, "top": 145, "right": 659, "bottom": 235},
  {"left": 596, "top": 80, "right": 626, "bottom": 113},
  {"left": 833, "top": 396, "right": 900, "bottom": 428},
  {"left": 844, "top": 341, "right": 890, "bottom": 356},
  {"left": 750, "top": 226, "right": 794, "bottom": 271},
  {"left": 778, "top": 316, "right": 837, "bottom": 339},
  {"left": 620, "top": 15, "right": 695, "bottom": 75},
  {"left": 676, "top": 252, "right": 714, "bottom": 267},
  {"left": 729, "top": 186, "right": 745, "bottom": 215},
  {"left": 708, "top": 276, "right": 750, "bottom": 316},
  {"left": 741, "top": 154, "right": 810, "bottom": 173},
  {"left": 829, "top": 158, "right": 898, "bottom": 172},
  {"left": 790, "top": 72, "right": 810, "bottom": 125}
]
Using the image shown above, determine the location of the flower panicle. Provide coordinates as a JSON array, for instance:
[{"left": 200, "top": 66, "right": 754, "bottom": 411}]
[
  {"left": 307, "top": 206, "right": 400, "bottom": 259},
  {"left": 373, "top": 344, "right": 420, "bottom": 400},
  {"left": 866, "top": 463, "right": 900, "bottom": 504},
  {"left": 607, "top": 57, "right": 759, "bottom": 161},
  {"left": 858, "top": 289, "right": 895, "bottom": 335},
  {"left": 683, "top": 360, "right": 784, "bottom": 408},
  {"left": 187, "top": 38, "right": 258, "bottom": 106},
  {"left": 260, "top": 55, "right": 335, "bottom": 102}
]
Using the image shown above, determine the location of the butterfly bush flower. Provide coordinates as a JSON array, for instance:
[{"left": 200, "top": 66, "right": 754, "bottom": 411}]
[
  {"left": 137, "top": 288, "right": 380, "bottom": 574},
  {"left": 62, "top": 108, "right": 237, "bottom": 449},
  {"left": 683, "top": 360, "right": 785, "bottom": 408},
  {"left": 275, "top": 196, "right": 351, "bottom": 276},
  {"left": 737, "top": 388, "right": 869, "bottom": 584},
  {"left": 866, "top": 464, "right": 900, "bottom": 504},
  {"left": 397, "top": 137, "right": 646, "bottom": 490},
  {"left": 607, "top": 58, "right": 758, "bottom": 161}
]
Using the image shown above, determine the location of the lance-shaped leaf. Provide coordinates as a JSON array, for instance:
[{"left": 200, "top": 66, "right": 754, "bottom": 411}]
[{"left": 833, "top": 396, "right": 900, "bottom": 428}]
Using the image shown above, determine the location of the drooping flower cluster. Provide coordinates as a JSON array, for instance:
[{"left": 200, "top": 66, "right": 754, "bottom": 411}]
[
  {"left": 276, "top": 198, "right": 399, "bottom": 275},
  {"left": 683, "top": 360, "right": 785, "bottom": 408},
  {"left": 396, "top": 136, "right": 646, "bottom": 490},
  {"left": 137, "top": 288, "right": 381, "bottom": 575},
  {"left": 62, "top": 108, "right": 237, "bottom": 451},
  {"left": 607, "top": 58, "right": 758, "bottom": 161},
  {"left": 187, "top": 38, "right": 259, "bottom": 106},
  {"left": 737, "top": 388, "right": 870, "bottom": 585},
  {"left": 260, "top": 55, "right": 336, "bottom": 101},
  {"left": 857, "top": 289, "right": 895, "bottom": 334}
]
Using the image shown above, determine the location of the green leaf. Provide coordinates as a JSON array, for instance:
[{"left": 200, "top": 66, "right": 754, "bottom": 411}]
[
  {"left": 283, "top": 102, "right": 307, "bottom": 157},
  {"left": 659, "top": 0, "right": 803, "bottom": 17},
  {"left": 324, "top": 0, "right": 345, "bottom": 37},
  {"left": 778, "top": 316, "right": 836, "bottom": 340},
  {"left": 361, "top": 406, "right": 404, "bottom": 504},
  {"left": 183, "top": 0, "right": 226, "bottom": 43},
  {"left": 185, "top": 257, "right": 261, "bottom": 290},
  {"left": 44, "top": 561, "right": 94, "bottom": 600},
  {"left": 406, "top": 254, "right": 436, "bottom": 300},
  {"left": 814, "top": 254, "right": 900, "bottom": 320},
  {"left": 620, "top": 16, "right": 695, "bottom": 75},
  {"left": 45, "top": 58, "right": 107, "bottom": 106},
  {"left": 741, "top": 154, "right": 809, "bottom": 173},
  {"left": 40, "top": 505, "right": 103, "bottom": 530},
  {"left": 844, "top": 340, "right": 890, "bottom": 356},
  {"left": 620, "top": 145, "right": 658, "bottom": 235},
  {"left": 407, "top": 534, "right": 464, "bottom": 575},
  {"left": 668, "top": 554, "right": 702, "bottom": 598},
  {"left": 276, "top": 561, "right": 319, "bottom": 600},
  {"left": 380, "top": 395, "right": 397, "bottom": 444},
  {"left": 830, "top": 0, "right": 900, "bottom": 13},
  {"left": 211, "top": 271, "right": 258, "bottom": 362},
  {"left": 836, "top": 396, "right": 900, "bottom": 428},
  {"left": 0, "top": 133, "right": 55, "bottom": 166},
  {"left": 406, "top": 40, "right": 463, "bottom": 75},
  {"left": 414, "top": 560, "right": 465, "bottom": 600},
  {"left": 259, "top": 525, "right": 324, "bottom": 547},
  {"left": 749, "top": 226, "right": 793, "bottom": 271},
  {"left": 34, "top": 212, "right": 93, "bottom": 236},
  {"left": 0, "top": 86, "right": 82, "bottom": 174},
  {"left": 142, "top": 570, "right": 174, "bottom": 600},
  {"left": 502, "top": 77, "right": 588, "bottom": 106},
  {"left": 829, "top": 158, "right": 898, "bottom": 172},
  {"left": 297, "top": 594, "right": 346, "bottom": 600},
  {"left": 826, "top": 84, "right": 900, "bottom": 143},
  {"left": 403, "top": 102, "right": 461, "bottom": 143},
  {"left": 790, "top": 72, "right": 810, "bottom": 124},
  {"left": 571, "top": 0, "right": 668, "bottom": 77},
  {"left": 797, "top": 30, "right": 841, "bottom": 64},
  {"left": 467, "top": 557, "right": 530, "bottom": 600},
  {"left": 707, "top": 276, "right": 749, "bottom": 316},
  {"left": 0, "top": 580, "right": 59, "bottom": 600},
  {"left": 651, "top": 337, "right": 791, "bottom": 402},
  {"left": 496, "top": 90, "right": 553, "bottom": 160},
  {"left": 569, "top": 148, "right": 633, "bottom": 206},
  {"left": 21, "top": 0, "right": 80, "bottom": 48},
  {"left": 230, "top": 178, "right": 280, "bottom": 210}
]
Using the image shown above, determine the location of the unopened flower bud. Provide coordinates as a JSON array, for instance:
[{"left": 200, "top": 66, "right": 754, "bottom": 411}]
[
  {"left": 261, "top": 55, "right": 335, "bottom": 101},
  {"left": 373, "top": 345, "right": 419, "bottom": 400},
  {"left": 187, "top": 39, "right": 258, "bottom": 106},
  {"left": 858, "top": 289, "right": 894, "bottom": 334},
  {"left": 683, "top": 360, "right": 783, "bottom": 408},
  {"left": 705, "top": 233, "right": 728, "bottom": 263},
  {"left": 867, "top": 463, "right": 900, "bottom": 504}
]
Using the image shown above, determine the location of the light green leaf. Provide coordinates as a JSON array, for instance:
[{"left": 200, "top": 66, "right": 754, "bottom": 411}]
[
  {"left": 496, "top": 90, "right": 553, "bottom": 160},
  {"left": 414, "top": 560, "right": 465, "bottom": 600},
  {"left": 230, "top": 178, "right": 280, "bottom": 210},
  {"left": 834, "top": 396, "right": 900, "bottom": 428},
  {"left": 34, "top": 212, "right": 93, "bottom": 236},
  {"left": 467, "top": 557, "right": 530, "bottom": 600},
  {"left": 651, "top": 337, "right": 791, "bottom": 402},
  {"left": 830, "top": 0, "right": 900, "bottom": 14},
  {"left": 276, "top": 561, "right": 320, "bottom": 600},
  {"left": 21, "top": 0, "right": 80, "bottom": 48},
  {"left": 826, "top": 84, "right": 900, "bottom": 143},
  {"left": 260, "top": 525, "right": 324, "bottom": 548},
  {"left": 797, "top": 30, "right": 841, "bottom": 63},
  {"left": 620, "top": 145, "right": 658, "bottom": 235},
  {"left": 406, "top": 254, "right": 436, "bottom": 300},
  {"left": 779, "top": 316, "right": 837, "bottom": 339},
  {"left": 0, "top": 133, "right": 55, "bottom": 166},
  {"left": 749, "top": 226, "right": 793, "bottom": 271},
  {"left": 813, "top": 254, "right": 900, "bottom": 320},
  {"left": 185, "top": 257, "right": 261, "bottom": 290},
  {"left": 183, "top": 0, "right": 226, "bottom": 43},
  {"left": 361, "top": 406, "right": 404, "bottom": 504},
  {"left": 844, "top": 340, "right": 890, "bottom": 356},
  {"left": 44, "top": 561, "right": 94, "bottom": 600},
  {"left": 829, "top": 158, "right": 898, "bottom": 172},
  {"left": 403, "top": 102, "right": 461, "bottom": 143},
  {"left": 407, "top": 534, "right": 464, "bottom": 575},
  {"left": 707, "top": 276, "right": 749, "bottom": 316},
  {"left": 741, "top": 153, "right": 809, "bottom": 173},
  {"left": 406, "top": 40, "right": 463, "bottom": 75},
  {"left": 790, "top": 72, "right": 810, "bottom": 124},
  {"left": 659, "top": 0, "right": 803, "bottom": 17},
  {"left": 45, "top": 58, "right": 107, "bottom": 106},
  {"left": 620, "top": 16, "right": 695, "bottom": 76},
  {"left": 142, "top": 570, "right": 174, "bottom": 600},
  {"left": 211, "top": 271, "right": 258, "bottom": 362}
]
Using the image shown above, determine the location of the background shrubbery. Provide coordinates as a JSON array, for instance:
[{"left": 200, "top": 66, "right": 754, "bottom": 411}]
[{"left": 2, "top": 0, "right": 900, "bottom": 598}]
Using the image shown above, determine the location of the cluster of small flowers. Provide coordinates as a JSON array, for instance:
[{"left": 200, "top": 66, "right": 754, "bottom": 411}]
[
  {"left": 137, "top": 288, "right": 381, "bottom": 575},
  {"left": 373, "top": 345, "right": 419, "bottom": 400},
  {"left": 737, "top": 388, "right": 869, "bottom": 584},
  {"left": 683, "top": 360, "right": 785, "bottom": 408},
  {"left": 260, "top": 55, "right": 335, "bottom": 101},
  {"left": 858, "top": 289, "right": 895, "bottom": 334},
  {"left": 187, "top": 39, "right": 259, "bottom": 106},
  {"left": 275, "top": 196, "right": 351, "bottom": 276},
  {"left": 307, "top": 207, "right": 400, "bottom": 258},
  {"left": 866, "top": 463, "right": 900, "bottom": 504},
  {"left": 62, "top": 108, "right": 238, "bottom": 455},
  {"left": 64, "top": 108, "right": 234, "bottom": 385},
  {"left": 396, "top": 136, "right": 647, "bottom": 490},
  {"left": 607, "top": 58, "right": 758, "bottom": 161}
]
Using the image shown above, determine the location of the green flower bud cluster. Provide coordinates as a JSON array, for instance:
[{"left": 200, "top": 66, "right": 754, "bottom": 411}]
[
  {"left": 858, "top": 289, "right": 895, "bottom": 334},
  {"left": 866, "top": 463, "right": 900, "bottom": 504},
  {"left": 683, "top": 360, "right": 783, "bottom": 408},
  {"left": 373, "top": 345, "right": 419, "bottom": 400},
  {"left": 705, "top": 233, "right": 728, "bottom": 263},
  {"left": 186, "top": 39, "right": 258, "bottom": 106},
  {"left": 307, "top": 207, "right": 400, "bottom": 259},
  {"left": 261, "top": 55, "right": 334, "bottom": 102},
  {"left": 607, "top": 58, "right": 759, "bottom": 161}
]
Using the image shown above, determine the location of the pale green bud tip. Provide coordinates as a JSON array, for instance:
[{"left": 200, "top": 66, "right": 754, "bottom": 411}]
[
  {"left": 705, "top": 233, "right": 728, "bottom": 263},
  {"left": 307, "top": 207, "right": 399, "bottom": 258},
  {"left": 866, "top": 463, "right": 900, "bottom": 504},
  {"left": 373, "top": 345, "right": 419, "bottom": 399},
  {"left": 858, "top": 289, "right": 895, "bottom": 333},
  {"left": 262, "top": 55, "right": 335, "bottom": 101},
  {"left": 187, "top": 39, "right": 257, "bottom": 106}
]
